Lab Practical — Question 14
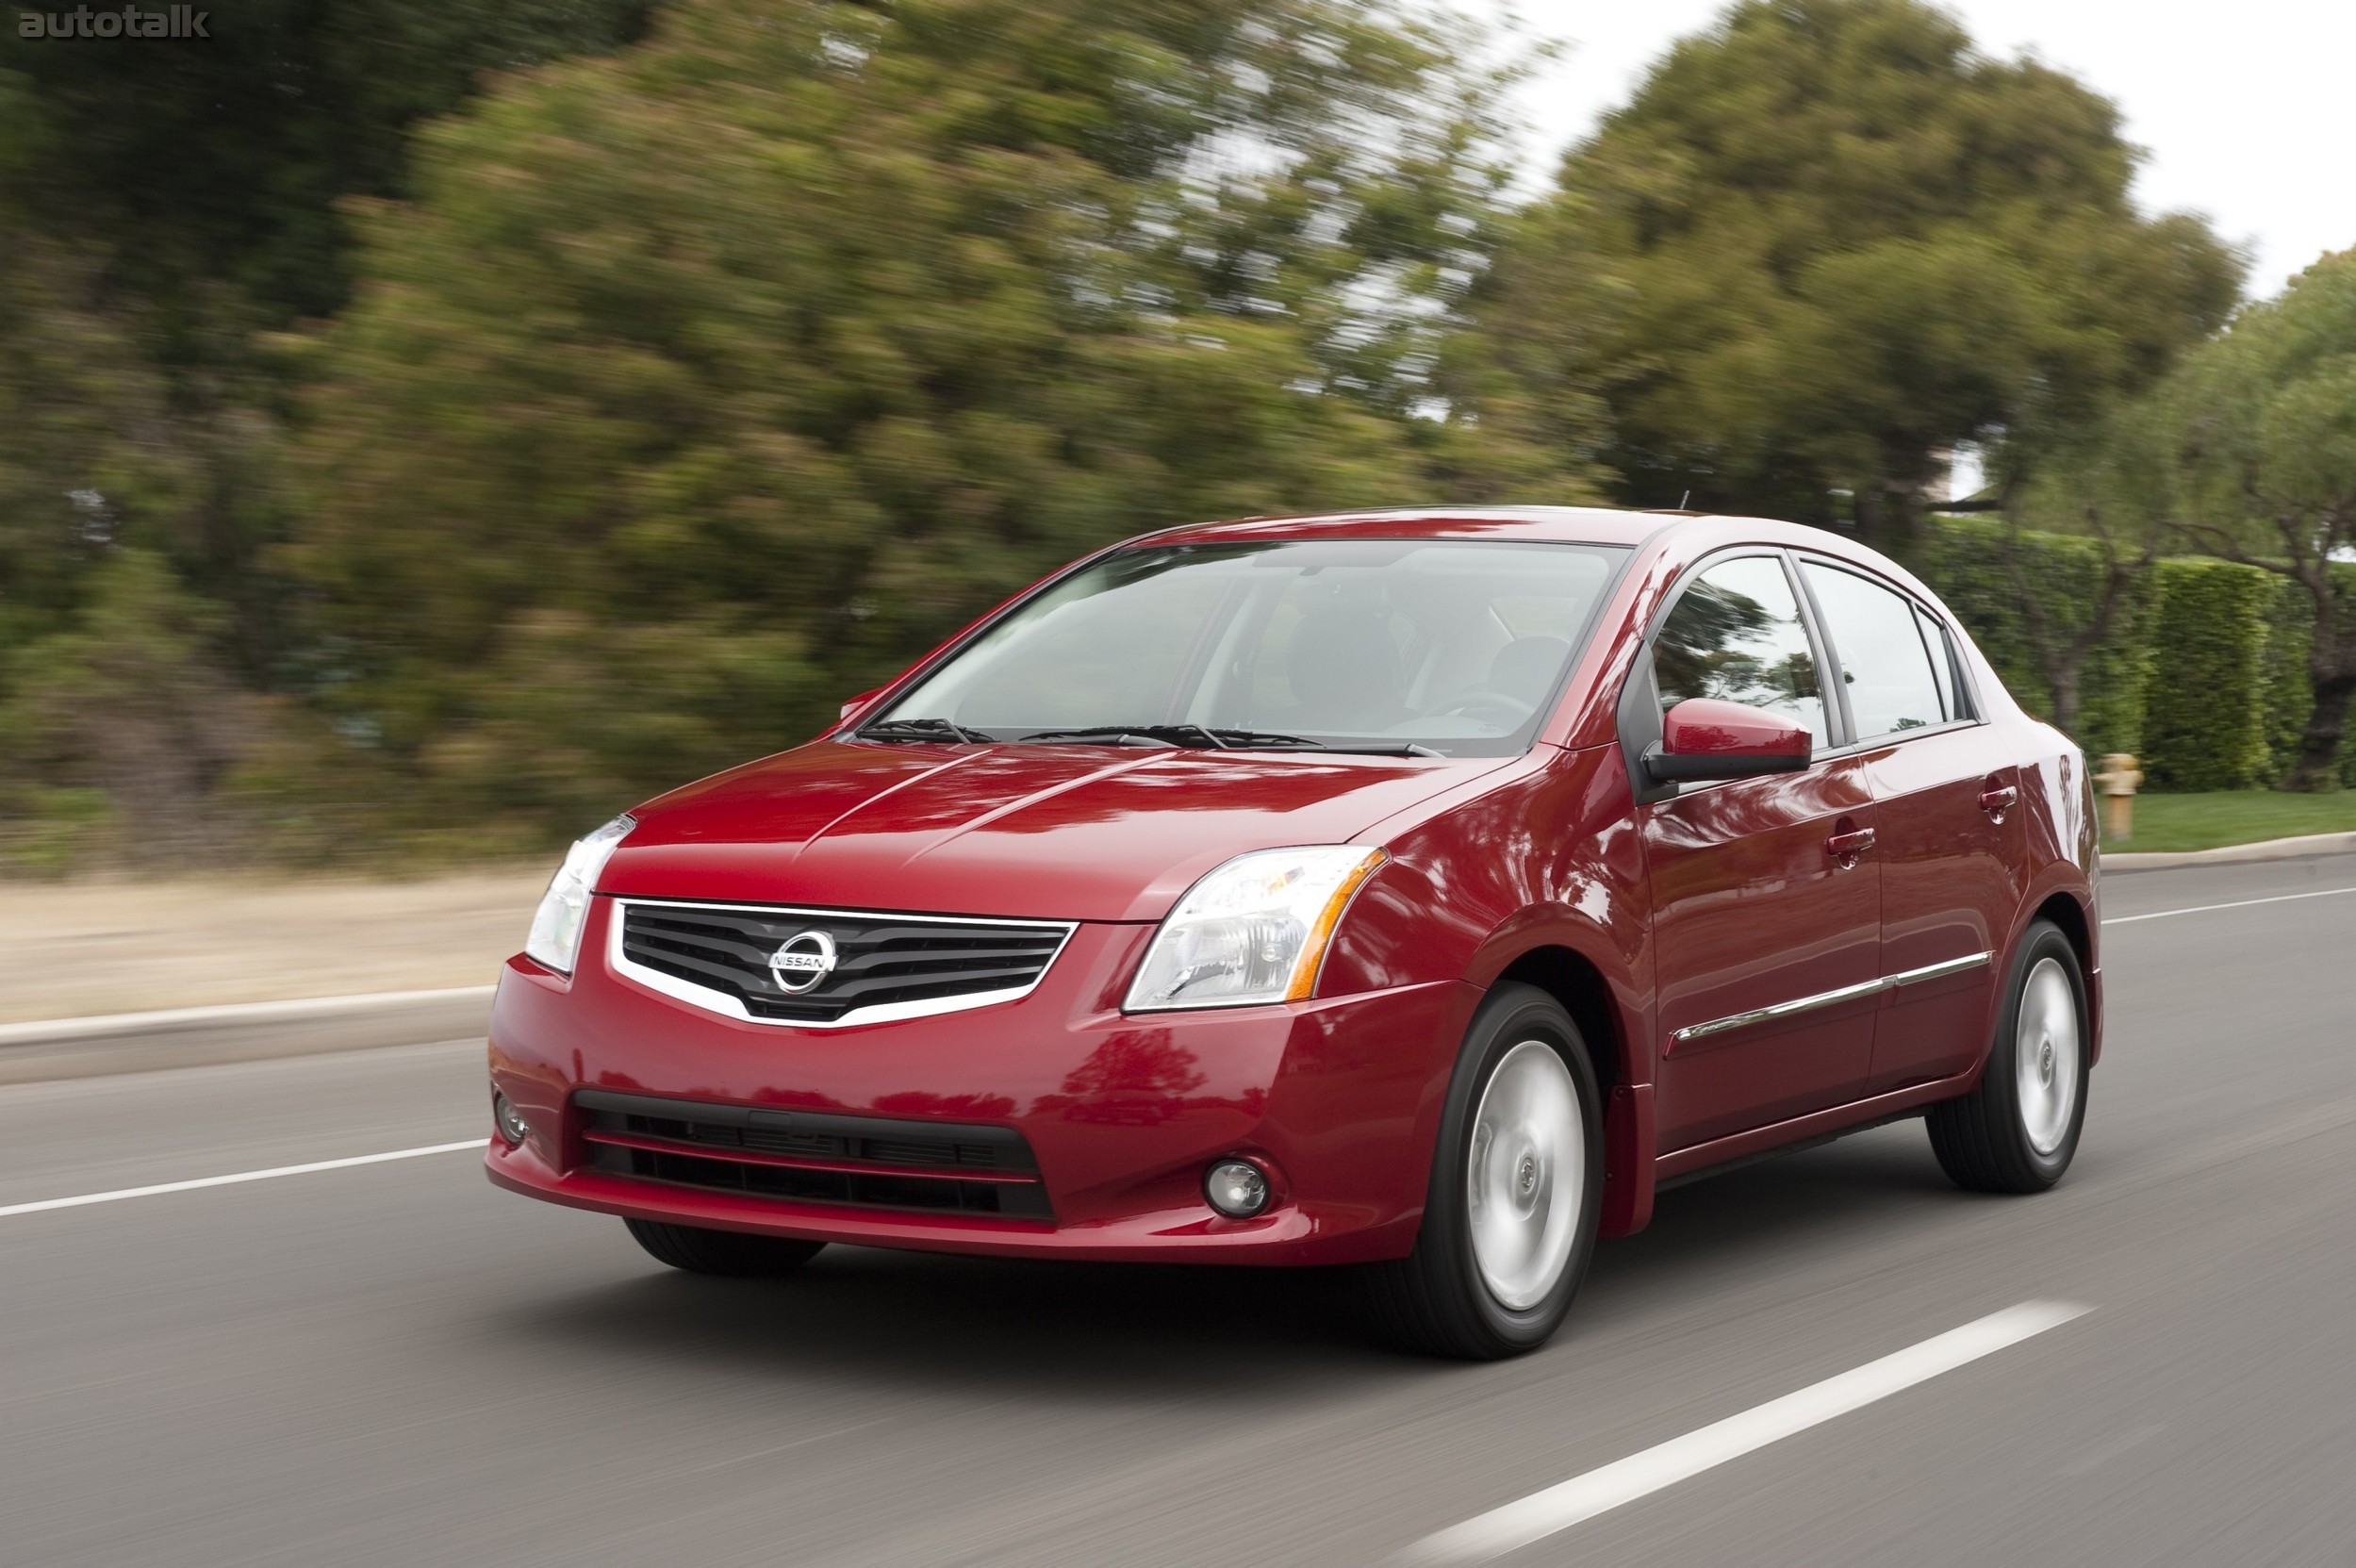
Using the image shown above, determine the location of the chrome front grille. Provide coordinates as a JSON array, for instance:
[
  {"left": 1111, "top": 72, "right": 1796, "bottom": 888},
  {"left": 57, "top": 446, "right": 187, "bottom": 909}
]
[{"left": 611, "top": 899, "right": 1073, "bottom": 1027}]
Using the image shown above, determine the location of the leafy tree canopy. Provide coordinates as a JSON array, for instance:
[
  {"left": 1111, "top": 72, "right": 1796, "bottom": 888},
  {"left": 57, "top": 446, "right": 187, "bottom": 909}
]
[
  {"left": 0, "top": 236, "right": 192, "bottom": 650},
  {"left": 0, "top": 0, "right": 650, "bottom": 701},
  {"left": 0, "top": 547, "right": 255, "bottom": 865},
  {"left": 2159, "top": 249, "right": 2356, "bottom": 788},
  {"left": 1507, "top": 0, "right": 2243, "bottom": 550},
  {"left": 288, "top": 0, "right": 1587, "bottom": 835},
  {"left": 0, "top": 0, "right": 649, "bottom": 336}
]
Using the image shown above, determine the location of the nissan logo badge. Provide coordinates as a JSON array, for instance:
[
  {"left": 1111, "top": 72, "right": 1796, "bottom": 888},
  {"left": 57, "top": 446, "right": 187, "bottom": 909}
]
[{"left": 767, "top": 931, "right": 839, "bottom": 994}]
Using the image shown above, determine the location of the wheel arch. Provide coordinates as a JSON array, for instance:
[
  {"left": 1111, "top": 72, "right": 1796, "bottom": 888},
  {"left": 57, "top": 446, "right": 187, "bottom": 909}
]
[
  {"left": 2010, "top": 871, "right": 2101, "bottom": 1067},
  {"left": 2032, "top": 887, "right": 2100, "bottom": 1066},
  {"left": 2034, "top": 889, "right": 2092, "bottom": 973},
  {"left": 1492, "top": 945, "right": 1623, "bottom": 1097},
  {"left": 1478, "top": 937, "right": 1656, "bottom": 1238}
]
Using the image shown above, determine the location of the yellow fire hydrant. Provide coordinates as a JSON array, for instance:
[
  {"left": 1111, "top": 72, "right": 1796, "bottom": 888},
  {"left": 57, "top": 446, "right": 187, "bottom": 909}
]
[{"left": 2094, "top": 752, "right": 2143, "bottom": 841}]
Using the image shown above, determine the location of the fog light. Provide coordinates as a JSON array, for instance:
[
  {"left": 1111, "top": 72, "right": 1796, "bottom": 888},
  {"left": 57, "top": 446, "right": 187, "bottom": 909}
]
[
  {"left": 1204, "top": 1158, "right": 1271, "bottom": 1218},
  {"left": 493, "top": 1091, "right": 532, "bottom": 1148}
]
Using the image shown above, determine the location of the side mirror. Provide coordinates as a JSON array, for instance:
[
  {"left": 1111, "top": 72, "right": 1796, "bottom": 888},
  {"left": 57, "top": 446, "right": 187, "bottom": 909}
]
[
  {"left": 839, "top": 688, "right": 883, "bottom": 723},
  {"left": 1644, "top": 699, "right": 1812, "bottom": 784}
]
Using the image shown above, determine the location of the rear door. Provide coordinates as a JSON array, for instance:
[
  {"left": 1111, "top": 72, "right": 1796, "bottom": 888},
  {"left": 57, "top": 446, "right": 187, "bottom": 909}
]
[
  {"left": 1635, "top": 553, "right": 1882, "bottom": 1152},
  {"left": 1797, "top": 559, "right": 2025, "bottom": 1096}
]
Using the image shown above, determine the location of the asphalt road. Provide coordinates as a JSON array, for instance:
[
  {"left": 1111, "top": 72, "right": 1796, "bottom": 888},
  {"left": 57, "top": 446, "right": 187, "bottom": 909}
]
[{"left": 4, "top": 858, "right": 2352, "bottom": 1568}]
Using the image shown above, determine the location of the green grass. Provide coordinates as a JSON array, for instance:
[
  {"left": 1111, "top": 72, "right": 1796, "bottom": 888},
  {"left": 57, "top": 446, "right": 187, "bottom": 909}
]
[{"left": 2106, "top": 789, "right": 2356, "bottom": 852}]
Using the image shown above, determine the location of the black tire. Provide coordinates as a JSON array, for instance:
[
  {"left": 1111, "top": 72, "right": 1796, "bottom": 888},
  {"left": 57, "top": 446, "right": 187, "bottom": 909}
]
[
  {"left": 624, "top": 1218, "right": 827, "bottom": 1278},
  {"left": 1926, "top": 920, "right": 2090, "bottom": 1193},
  {"left": 1365, "top": 983, "right": 1605, "bottom": 1360}
]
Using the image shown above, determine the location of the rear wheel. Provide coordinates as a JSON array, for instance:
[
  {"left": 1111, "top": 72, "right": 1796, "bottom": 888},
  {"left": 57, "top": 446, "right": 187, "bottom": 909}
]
[
  {"left": 1366, "top": 983, "right": 1603, "bottom": 1360},
  {"left": 625, "top": 1218, "right": 827, "bottom": 1278},
  {"left": 1926, "top": 920, "right": 2089, "bottom": 1193}
]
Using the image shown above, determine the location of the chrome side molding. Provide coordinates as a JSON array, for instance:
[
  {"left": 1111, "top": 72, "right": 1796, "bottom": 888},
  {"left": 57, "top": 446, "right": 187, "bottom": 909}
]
[
  {"left": 1670, "top": 951, "right": 1993, "bottom": 1048},
  {"left": 1883, "top": 951, "right": 1997, "bottom": 988},
  {"left": 1670, "top": 977, "right": 1887, "bottom": 1047}
]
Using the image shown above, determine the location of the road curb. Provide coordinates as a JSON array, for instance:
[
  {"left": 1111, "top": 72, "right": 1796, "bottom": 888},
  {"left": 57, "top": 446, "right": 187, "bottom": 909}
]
[
  {"left": 2103, "top": 830, "right": 2356, "bottom": 872},
  {"left": 0, "top": 985, "right": 495, "bottom": 1087}
]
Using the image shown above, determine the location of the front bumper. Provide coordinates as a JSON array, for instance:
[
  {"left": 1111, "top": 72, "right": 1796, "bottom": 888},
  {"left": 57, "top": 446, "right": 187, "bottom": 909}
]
[{"left": 487, "top": 898, "right": 1474, "bottom": 1266}]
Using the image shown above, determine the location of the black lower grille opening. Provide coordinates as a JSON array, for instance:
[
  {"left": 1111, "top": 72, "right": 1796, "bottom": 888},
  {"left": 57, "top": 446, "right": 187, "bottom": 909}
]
[
  {"left": 574, "top": 1090, "right": 1052, "bottom": 1221},
  {"left": 588, "top": 1146, "right": 1015, "bottom": 1214}
]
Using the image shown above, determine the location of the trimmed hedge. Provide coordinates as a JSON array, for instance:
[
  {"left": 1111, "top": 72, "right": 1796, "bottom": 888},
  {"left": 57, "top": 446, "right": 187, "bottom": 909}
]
[
  {"left": 2140, "top": 560, "right": 2277, "bottom": 790},
  {"left": 1914, "top": 519, "right": 2152, "bottom": 760},
  {"left": 2264, "top": 576, "right": 2315, "bottom": 785},
  {"left": 2257, "top": 565, "right": 2356, "bottom": 787},
  {"left": 1916, "top": 522, "right": 2354, "bottom": 790}
]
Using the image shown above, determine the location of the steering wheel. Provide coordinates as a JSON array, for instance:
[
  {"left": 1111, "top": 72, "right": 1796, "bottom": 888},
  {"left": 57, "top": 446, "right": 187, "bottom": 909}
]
[{"left": 1434, "top": 689, "right": 1537, "bottom": 729}]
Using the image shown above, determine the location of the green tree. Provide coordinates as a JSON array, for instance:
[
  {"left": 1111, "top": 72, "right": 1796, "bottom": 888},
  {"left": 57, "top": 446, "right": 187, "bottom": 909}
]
[
  {"left": 0, "top": 232, "right": 195, "bottom": 647},
  {"left": 1985, "top": 408, "right": 2176, "bottom": 739},
  {"left": 1505, "top": 0, "right": 2242, "bottom": 553},
  {"left": 2164, "top": 250, "right": 2356, "bottom": 791},
  {"left": 0, "top": 3, "right": 649, "bottom": 685},
  {"left": 286, "top": 0, "right": 1582, "bottom": 837},
  {"left": 0, "top": 548, "right": 256, "bottom": 867},
  {"left": 1, "top": 0, "right": 648, "bottom": 333}
]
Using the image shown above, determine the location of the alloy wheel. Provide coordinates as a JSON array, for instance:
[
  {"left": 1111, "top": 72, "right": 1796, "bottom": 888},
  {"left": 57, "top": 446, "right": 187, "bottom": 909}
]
[
  {"left": 2014, "top": 956, "right": 2081, "bottom": 1157},
  {"left": 1465, "top": 1040, "right": 1584, "bottom": 1311}
]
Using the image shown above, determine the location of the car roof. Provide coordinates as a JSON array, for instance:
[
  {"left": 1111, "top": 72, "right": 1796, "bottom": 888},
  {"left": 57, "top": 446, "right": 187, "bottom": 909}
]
[
  {"left": 1133, "top": 504, "right": 1912, "bottom": 584},
  {"left": 1139, "top": 505, "right": 1674, "bottom": 549}
]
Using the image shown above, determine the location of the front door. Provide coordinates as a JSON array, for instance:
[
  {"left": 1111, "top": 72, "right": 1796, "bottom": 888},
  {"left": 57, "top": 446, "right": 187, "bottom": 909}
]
[{"left": 1638, "top": 553, "right": 1882, "bottom": 1152}]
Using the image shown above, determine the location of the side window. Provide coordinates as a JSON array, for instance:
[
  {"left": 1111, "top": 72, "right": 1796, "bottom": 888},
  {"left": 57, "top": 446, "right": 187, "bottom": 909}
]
[
  {"left": 1652, "top": 555, "right": 1829, "bottom": 746},
  {"left": 1801, "top": 563, "right": 1945, "bottom": 740},
  {"left": 1914, "top": 605, "right": 1975, "bottom": 722}
]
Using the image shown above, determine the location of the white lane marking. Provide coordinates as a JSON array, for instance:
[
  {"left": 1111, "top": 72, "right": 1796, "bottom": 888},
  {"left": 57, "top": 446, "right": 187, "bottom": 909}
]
[
  {"left": 2104, "top": 885, "right": 2356, "bottom": 926},
  {"left": 0, "top": 1139, "right": 489, "bottom": 1220},
  {"left": 1395, "top": 1300, "right": 2090, "bottom": 1566}
]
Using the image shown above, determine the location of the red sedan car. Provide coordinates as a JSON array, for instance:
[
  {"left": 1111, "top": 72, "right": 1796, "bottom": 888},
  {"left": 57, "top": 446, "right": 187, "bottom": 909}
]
[{"left": 487, "top": 506, "right": 2097, "bottom": 1358}]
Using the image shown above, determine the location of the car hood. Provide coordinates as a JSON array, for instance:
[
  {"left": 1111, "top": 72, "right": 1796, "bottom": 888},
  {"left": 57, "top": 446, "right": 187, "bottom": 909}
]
[{"left": 600, "top": 740, "right": 1511, "bottom": 922}]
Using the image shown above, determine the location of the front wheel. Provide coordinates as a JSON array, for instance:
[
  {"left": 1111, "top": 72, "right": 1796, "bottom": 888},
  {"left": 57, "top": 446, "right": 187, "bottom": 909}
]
[
  {"left": 1366, "top": 983, "right": 1604, "bottom": 1360},
  {"left": 625, "top": 1218, "right": 827, "bottom": 1278},
  {"left": 1925, "top": 920, "right": 2090, "bottom": 1193}
]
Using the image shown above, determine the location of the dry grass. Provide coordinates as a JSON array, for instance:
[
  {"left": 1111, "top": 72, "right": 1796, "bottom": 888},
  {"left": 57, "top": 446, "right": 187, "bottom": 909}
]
[{"left": 0, "top": 867, "right": 551, "bottom": 1024}]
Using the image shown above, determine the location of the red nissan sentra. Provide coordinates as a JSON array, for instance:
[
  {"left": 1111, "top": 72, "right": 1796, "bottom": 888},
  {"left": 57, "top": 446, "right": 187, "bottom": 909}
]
[{"left": 487, "top": 506, "right": 2097, "bottom": 1358}]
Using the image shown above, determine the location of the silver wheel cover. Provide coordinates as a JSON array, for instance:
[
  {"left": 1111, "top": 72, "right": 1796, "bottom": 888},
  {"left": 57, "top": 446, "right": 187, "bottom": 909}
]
[
  {"left": 1466, "top": 1040, "right": 1584, "bottom": 1311},
  {"left": 2014, "top": 956, "right": 2081, "bottom": 1157}
]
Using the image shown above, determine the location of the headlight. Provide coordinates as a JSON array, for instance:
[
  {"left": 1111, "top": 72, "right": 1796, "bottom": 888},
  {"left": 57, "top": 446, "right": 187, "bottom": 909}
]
[
  {"left": 523, "top": 814, "right": 634, "bottom": 974},
  {"left": 1125, "top": 846, "right": 1385, "bottom": 1012}
]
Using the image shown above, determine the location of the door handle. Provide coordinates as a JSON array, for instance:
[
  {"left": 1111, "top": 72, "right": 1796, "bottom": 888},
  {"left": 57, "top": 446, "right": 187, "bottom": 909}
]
[
  {"left": 1978, "top": 784, "right": 2018, "bottom": 818},
  {"left": 1826, "top": 826, "right": 1876, "bottom": 865}
]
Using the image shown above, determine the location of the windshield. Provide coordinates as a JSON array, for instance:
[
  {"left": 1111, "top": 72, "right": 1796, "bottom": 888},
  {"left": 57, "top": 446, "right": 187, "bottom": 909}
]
[{"left": 865, "top": 539, "right": 1628, "bottom": 757}]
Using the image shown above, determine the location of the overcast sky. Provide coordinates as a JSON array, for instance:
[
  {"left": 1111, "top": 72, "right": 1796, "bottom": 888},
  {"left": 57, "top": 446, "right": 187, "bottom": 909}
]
[{"left": 1486, "top": 0, "right": 2353, "bottom": 299}]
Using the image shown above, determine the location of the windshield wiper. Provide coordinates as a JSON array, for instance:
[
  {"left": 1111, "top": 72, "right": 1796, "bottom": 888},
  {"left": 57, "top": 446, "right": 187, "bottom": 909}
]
[
  {"left": 1013, "top": 724, "right": 1444, "bottom": 758},
  {"left": 1311, "top": 742, "right": 1449, "bottom": 758},
  {"left": 1199, "top": 730, "right": 1448, "bottom": 756},
  {"left": 1015, "top": 723, "right": 1221, "bottom": 748},
  {"left": 855, "top": 717, "right": 994, "bottom": 744},
  {"left": 1014, "top": 723, "right": 1313, "bottom": 749}
]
